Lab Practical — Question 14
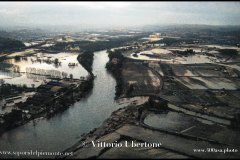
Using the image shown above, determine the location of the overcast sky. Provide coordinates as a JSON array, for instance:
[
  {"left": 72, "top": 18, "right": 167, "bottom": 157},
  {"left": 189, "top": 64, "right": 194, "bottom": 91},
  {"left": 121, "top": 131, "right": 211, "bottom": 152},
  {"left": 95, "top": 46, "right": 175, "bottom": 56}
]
[{"left": 0, "top": 2, "right": 240, "bottom": 28}]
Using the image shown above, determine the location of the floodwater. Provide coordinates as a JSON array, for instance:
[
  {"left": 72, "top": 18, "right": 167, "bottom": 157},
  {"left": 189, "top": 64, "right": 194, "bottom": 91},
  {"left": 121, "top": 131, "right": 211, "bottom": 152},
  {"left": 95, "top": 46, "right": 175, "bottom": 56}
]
[
  {"left": 0, "top": 50, "right": 123, "bottom": 158},
  {"left": 0, "top": 52, "right": 88, "bottom": 87},
  {"left": 129, "top": 50, "right": 214, "bottom": 64}
]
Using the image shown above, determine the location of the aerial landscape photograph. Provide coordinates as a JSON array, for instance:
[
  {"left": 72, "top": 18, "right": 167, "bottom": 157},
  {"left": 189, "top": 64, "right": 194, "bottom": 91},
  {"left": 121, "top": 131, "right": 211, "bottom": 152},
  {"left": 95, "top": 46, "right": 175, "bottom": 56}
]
[{"left": 0, "top": 1, "right": 240, "bottom": 159}]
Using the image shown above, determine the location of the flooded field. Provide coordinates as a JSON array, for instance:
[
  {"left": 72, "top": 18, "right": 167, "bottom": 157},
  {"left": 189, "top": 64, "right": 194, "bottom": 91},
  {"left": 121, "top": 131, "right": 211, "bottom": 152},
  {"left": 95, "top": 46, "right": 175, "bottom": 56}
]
[
  {"left": 128, "top": 49, "right": 217, "bottom": 64},
  {"left": 125, "top": 45, "right": 240, "bottom": 65},
  {"left": 0, "top": 52, "right": 88, "bottom": 87}
]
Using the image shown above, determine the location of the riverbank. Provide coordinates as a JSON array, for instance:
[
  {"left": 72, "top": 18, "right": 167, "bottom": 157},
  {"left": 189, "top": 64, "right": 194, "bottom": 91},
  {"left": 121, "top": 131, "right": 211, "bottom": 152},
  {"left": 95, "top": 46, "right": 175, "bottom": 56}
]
[
  {"left": 0, "top": 50, "right": 124, "bottom": 158},
  {"left": 0, "top": 48, "right": 95, "bottom": 136},
  {"left": 106, "top": 49, "right": 163, "bottom": 99},
  {"left": 58, "top": 99, "right": 146, "bottom": 159},
  {"left": 0, "top": 77, "right": 94, "bottom": 136},
  {"left": 61, "top": 96, "right": 240, "bottom": 159}
]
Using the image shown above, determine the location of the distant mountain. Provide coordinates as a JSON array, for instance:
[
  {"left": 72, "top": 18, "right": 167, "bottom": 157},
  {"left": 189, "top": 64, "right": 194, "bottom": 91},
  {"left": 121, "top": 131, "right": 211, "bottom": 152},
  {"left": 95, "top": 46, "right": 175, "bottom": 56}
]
[{"left": 140, "top": 24, "right": 240, "bottom": 32}]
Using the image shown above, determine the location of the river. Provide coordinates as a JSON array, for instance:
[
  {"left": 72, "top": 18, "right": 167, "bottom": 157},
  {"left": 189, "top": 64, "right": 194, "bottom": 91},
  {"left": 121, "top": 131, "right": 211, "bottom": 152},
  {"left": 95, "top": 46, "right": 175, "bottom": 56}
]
[{"left": 0, "top": 50, "right": 122, "bottom": 158}]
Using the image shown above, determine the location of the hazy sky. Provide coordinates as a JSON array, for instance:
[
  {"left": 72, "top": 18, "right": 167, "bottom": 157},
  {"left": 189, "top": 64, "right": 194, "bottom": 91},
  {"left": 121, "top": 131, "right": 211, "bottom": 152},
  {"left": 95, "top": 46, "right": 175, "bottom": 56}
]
[{"left": 0, "top": 2, "right": 240, "bottom": 28}]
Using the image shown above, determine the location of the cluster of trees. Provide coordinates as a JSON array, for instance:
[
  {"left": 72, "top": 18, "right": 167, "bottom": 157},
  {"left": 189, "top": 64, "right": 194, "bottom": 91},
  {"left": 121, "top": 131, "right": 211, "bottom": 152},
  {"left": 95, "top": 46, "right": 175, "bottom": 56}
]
[
  {"left": 173, "top": 49, "right": 196, "bottom": 56},
  {"left": 0, "top": 63, "right": 15, "bottom": 72},
  {"left": 26, "top": 67, "right": 62, "bottom": 78},
  {"left": 106, "top": 50, "right": 125, "bottom": 97},
  {"left": 12, "top": 65, "right": 20, "bottom": 72},
  {"left": 0, "top": 82, "right": 32, "bottom": 97},
  {"left": 132, "top": 53, "right": 139, "bottom": 57},
  {"left": 3, "top": 109, "right": 23, "bottom": 124},
  {"left": 156, "top": 38, "right": 180, "bottom": 46},
  {"left": 182, "top": 49, "right": 196, "bottom": 55},
  {"left": 107, "top": 50, "right": 124, "bottom": 61},
  {"left": 126, "top": 84, "right": 134, "bottom": 97},
  {"left": 218, "top": 49, "right": 238, "bottom": 57},
  {"left": 0, "top": 36, "right": 25, "bottom": 52},
  {"left": 80, "top": 76, "right": 94, "bottom": 92},
  {"left": 77, "top": 51, "right": 94, "bottom": 75},
  {"left": 25, "top": 67, "right": 74, "bottom": 79},
  {"left": 1, "top": 109, "right": 23, "bottom": 130},
  {"left": 146, "top": 96, "right": 168, "bottom": 109}
]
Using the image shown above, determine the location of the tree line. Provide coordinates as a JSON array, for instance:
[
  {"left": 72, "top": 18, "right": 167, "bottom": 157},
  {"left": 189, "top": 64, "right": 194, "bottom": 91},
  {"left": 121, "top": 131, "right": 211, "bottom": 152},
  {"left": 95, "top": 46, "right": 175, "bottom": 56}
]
[
  {"left": 0, "top": 36, "right": 25, "bottom": 53},
  {"left": 106, "top": 50, "right": 125, "bottom": 98},
  {"left": 77, "top": 51, "right": 94, "bottom": 75}
]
